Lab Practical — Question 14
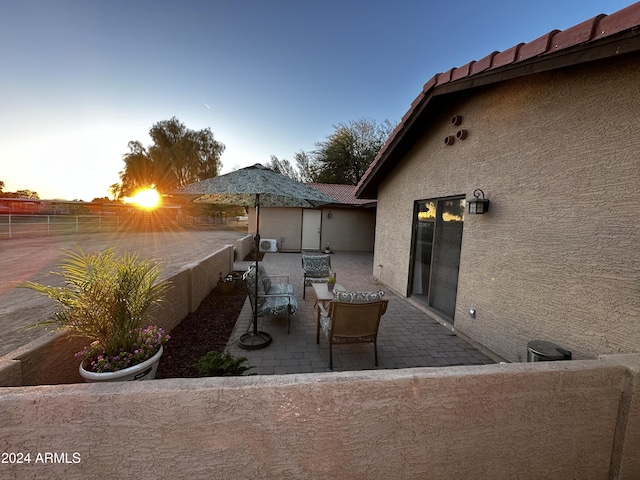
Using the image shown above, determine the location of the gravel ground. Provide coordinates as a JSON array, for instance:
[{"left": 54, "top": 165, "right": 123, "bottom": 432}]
[{"left": 155, "top": 280, "right": 248, "bottom": 378}]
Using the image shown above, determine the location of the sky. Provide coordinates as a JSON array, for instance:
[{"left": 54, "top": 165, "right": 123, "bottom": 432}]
[{"left": 0, "top": 0, "right": 634, "bottom": 201}]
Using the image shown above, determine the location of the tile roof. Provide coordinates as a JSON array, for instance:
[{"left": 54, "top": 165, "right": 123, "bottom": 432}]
[
  {"left": 307, "top": 183, "right": 375, "bottom": 206},
  {"left": 356, "top": 1, "right": 640, "bottom": 198}
]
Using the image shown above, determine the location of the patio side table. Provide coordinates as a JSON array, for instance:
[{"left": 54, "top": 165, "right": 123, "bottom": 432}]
[{"left": 312, "top": 283, "right": 345, "bottom": 340}]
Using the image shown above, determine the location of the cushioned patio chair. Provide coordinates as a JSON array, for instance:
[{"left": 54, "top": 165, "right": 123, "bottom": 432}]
[
  {"left": 244, "top": 264, "right": 298, "bottom": 334},
  {"left": 302, "top": 254, "right": 336, "bottom": 299},
  {"left": 317, "top": 290, "right": 387, "bottom": 369}
]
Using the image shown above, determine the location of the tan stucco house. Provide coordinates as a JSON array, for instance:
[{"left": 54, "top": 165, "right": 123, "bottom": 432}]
[
  {"left": 248, "top": 183, "right": 376, "bottom": 252},
  {"left": 356, "top": 3, "right": 640, "bottom": 362}
]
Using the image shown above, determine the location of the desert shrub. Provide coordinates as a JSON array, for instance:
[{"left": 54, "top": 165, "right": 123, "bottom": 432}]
[{"left": 196, "top": 350, "right": 254, "bottom": 376}]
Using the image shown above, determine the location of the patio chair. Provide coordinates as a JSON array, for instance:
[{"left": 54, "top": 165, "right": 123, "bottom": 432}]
[
  {"left": 302, "top": 254, "right": 336, "bottom": 299},
  {"left": 244, "top": 264, "right": 298, "bottom": 334},
  {"left": 317, "top": 290, "right": 387, "bottom": 369}
]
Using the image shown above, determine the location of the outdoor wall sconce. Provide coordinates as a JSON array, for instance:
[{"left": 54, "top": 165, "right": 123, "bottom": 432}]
[
  {"left": 468, "top": 189, "right": 490, "bottom": 214},
  {"left": 327, "top": 211, "right": 332, "bottom": 218}
]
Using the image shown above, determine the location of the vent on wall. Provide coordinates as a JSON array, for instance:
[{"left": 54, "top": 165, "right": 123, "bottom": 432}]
[{"left": 259, "top": 239, "right": 278, "bottom": 252}]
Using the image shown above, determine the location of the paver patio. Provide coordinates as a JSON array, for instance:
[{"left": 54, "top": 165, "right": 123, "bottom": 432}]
[{"left": 228, "top": 251, "right": 495, "bottom": 374}]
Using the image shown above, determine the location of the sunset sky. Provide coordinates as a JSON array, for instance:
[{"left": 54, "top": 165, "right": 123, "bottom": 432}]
[{"left": 0, "top": 0, "right": 632, "bottom": 200}]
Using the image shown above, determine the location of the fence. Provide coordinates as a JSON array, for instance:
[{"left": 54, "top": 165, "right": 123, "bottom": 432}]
[
  {"left": 0, "top": 214, "right": 121, "bottom": 238},
  {"left": 0, "top": 213, "right": 243, "bottom": 238}
]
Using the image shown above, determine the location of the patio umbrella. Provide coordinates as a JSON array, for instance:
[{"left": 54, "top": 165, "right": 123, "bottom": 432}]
[{"left": 172, "top": 163, "right": 336, "bottom": 349}]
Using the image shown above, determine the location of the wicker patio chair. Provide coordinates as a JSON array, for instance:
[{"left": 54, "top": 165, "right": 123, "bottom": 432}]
[{"left": 317, "top": 290, "right": 387, "bottom": 369}]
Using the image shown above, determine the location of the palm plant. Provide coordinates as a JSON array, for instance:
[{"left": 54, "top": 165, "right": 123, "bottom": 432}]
[{"left": 22, "top": 247, "right": 170, "bottom": 371}]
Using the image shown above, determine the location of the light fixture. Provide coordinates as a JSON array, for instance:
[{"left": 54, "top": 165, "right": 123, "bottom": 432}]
[{"left": 468, "top": 189, "right": 489, "bottom": 214}]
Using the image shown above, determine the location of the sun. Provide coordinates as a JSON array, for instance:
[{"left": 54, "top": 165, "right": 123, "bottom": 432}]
[{"left": 127, "top": 188, "right": 161, "bottom": 209}]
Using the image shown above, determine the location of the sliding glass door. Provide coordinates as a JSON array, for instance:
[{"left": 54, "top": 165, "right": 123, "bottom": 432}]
[{"left": 410, "top": 197, "right": 464, "bottom": 322}]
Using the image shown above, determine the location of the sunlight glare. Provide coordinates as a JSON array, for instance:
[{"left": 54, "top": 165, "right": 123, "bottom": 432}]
[{"left": 127, "top": 188, "right": 161, "bottom": 209}]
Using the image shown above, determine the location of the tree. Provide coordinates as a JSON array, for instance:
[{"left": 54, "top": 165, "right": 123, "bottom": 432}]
[
  {"left": 115, "top": 117, "right": 225, "bottom": 198},
  {"left": 268, "top": 155, "right": 300, "bottom": 181},
  {"left": 294, "top": 151, "right": 317, "bottom": 183},
  {"left": 312, "top": 118, "right": 395, "bottom": 185},
  {"left": 0, "top": 181, "right": 39, "bottom": 199}
]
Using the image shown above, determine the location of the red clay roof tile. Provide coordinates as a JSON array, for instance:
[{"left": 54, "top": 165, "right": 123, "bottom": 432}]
[
  {"left": 548, "top": 15, "right": 606, "bottom": 52},
  {"left": 593, "top": 2, "right": 640, "bottom": 40},
  {"left": 435, "top": 69, "right": 454, "bottom": 86},
  {"left": 422, "top": 77, "right": 437, "bottom": 93},
  {"left": 451, "top": 61, "right": 473, "bottom": 81},
  {"left": 491, "top": 43, "right": 524, "bottom": 69},
  {"left": 470, "top": 51, "right": 498, "bottom": 75},
  {"left": 516, "top": 30, "right": 559, "bottom": 61},
  {"left": 308, "top": 184, "right": 373, "bottom": 205}
]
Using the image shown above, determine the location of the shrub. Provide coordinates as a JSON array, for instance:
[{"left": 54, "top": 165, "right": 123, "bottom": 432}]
[{"left": 196, "top": 351, "right": 254, "bottom": 376}]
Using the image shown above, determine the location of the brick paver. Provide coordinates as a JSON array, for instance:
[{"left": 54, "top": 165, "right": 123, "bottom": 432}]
[{"left": 228, "top": 252, "right": 495, "bottom": 374}]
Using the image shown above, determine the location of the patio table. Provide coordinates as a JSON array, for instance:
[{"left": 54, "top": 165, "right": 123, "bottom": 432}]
[
  {"left": 312, "top": 282, "right": 345, "bottom": 337},
  {"left": 311, "top": 282, "right": 345, "bottom": 307}
]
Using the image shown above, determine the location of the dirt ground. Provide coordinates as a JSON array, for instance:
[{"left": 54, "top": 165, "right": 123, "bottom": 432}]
[{"left": 0, "top": 225, "right": 248, "bottom": 357}]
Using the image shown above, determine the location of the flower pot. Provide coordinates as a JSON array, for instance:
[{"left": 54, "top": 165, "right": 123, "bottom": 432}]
[
  {"left": 79, "top": 346, "right": 163, "bottom": 383},
  {"left": 328, "top": 283, "right": 335, "bottom": 291},
  {"left": 217, "top": 281, "right": 234, "bottom": 294}
]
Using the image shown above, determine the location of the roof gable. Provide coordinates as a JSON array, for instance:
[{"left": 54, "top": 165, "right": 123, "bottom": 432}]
[{"left": 356, "top": 2, "right": 640, "bottom": 199}]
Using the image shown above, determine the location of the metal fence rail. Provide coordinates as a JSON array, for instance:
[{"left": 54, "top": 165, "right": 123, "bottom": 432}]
[{"left": 0, "top": 214, "right": 121, "bottom": 238}]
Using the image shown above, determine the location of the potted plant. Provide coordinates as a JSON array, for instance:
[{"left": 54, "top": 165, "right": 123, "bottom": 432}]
[
  {"left": 21, "top": 247, "right": 171, "bottom": 383},
  {"left": 216, "top": 272, "right": 234, "bottom": 294},
  {"left": 324, "top": 242, "right": 331, "bottom": 254},
  {"left": 327, "top": 274, "right": 336, "bottom": 291}
]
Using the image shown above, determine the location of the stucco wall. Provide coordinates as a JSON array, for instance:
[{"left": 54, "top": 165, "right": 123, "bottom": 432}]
[
  {"left": 320, "top": 207, "right": 375, "bottom": 252},
  {"left": 374, "top": 55, "right": 640, "bottom": 361},
  {"left": 1, "top": 355, "right": 638, "bottom": 479},
  {"left": 252, "top": 207, "right": 304, "bottom": 251},
  {"left": 252, "top": 207, "right": 376, "bottom": 252}
]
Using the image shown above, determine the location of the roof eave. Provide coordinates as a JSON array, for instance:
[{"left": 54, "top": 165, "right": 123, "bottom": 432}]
[{"left": 355, "top": 24, "right": 640, "bottom": 200}]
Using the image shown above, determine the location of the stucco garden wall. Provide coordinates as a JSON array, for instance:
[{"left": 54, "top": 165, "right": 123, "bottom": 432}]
[
  {"left": 374, "top": 55, "right": 640, "bottom": 362},
  {"left": 1, "top": 355, "right": 639, "bottom": 479}
]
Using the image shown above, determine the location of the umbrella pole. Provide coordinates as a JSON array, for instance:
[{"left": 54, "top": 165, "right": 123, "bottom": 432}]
[{"left": 237, "top": 193, "right": 272, "bottom": 350}]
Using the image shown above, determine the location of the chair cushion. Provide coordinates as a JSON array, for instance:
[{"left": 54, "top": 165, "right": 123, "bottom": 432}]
[
  {"left": 257, "top": 264, "right": 272, "bottom": 293},
  {"left": 268, "top": 283, "right": 294, "bottom": 295},
  {"left": 258, "top": 295, "right": 298, "bottom": 317},
  {"left": 333, "top": 290, "right": 385, "bottom": 303},
  {"left": 303, "top": 255, "right": 331, "bottom": 278},
  {"left": 244, "top": 266, "right": 267, "bottom": 309}
]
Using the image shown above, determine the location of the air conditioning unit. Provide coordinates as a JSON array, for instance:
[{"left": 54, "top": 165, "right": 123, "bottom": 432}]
[{"left": 259, "top": 239, "right": 278, "bottom": 253}]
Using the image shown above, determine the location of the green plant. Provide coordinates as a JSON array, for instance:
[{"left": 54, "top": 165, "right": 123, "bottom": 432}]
[
  {"left": 21, "top": 247, "right": 170, "bottom": 373},
  {"left": 196, "top": 350, "right": 254, "bottom": 376},
  {"left": 328, "top": 275, "right": 336, "bottom": 284}
]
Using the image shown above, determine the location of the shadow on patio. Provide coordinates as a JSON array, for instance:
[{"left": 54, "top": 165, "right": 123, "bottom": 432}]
[{"left": 228, "top": 252, "right": 495, "bottom": 374}]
